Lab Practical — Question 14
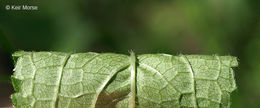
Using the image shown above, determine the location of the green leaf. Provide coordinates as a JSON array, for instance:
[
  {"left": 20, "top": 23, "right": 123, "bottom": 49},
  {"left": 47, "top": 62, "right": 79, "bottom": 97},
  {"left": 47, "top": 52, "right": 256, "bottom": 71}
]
[{"left": 11, "top": 51, "right": 238, "bottom": 108}]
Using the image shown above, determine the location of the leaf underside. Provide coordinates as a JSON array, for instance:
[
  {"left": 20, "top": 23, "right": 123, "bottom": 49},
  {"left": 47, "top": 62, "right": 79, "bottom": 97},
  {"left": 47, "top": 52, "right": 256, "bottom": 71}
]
[{"left": 11, "top": 51, "right": 238, "bottom": 108}]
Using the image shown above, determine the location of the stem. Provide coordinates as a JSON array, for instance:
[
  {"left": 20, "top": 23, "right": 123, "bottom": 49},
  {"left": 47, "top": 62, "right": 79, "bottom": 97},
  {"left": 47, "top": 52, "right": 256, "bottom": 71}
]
[{"left": 129, "top": 51, "right": 136, "bottom": 108}]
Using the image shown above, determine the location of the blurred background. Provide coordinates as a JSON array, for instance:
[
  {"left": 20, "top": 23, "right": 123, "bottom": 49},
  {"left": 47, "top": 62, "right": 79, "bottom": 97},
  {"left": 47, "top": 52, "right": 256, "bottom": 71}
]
[{"left": 0, "top": 0, "right": 259, "bottom": 107}]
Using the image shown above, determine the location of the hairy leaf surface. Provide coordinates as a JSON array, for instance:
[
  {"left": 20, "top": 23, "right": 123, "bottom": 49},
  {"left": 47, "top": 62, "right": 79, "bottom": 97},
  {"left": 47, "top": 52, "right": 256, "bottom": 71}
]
[{"left": 11, "top": 51, "right": 238, "bottom": 108}]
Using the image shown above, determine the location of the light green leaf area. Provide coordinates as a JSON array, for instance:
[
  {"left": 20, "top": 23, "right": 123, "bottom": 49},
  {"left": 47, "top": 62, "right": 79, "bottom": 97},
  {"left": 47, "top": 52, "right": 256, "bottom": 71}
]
[{"left": 11, "top": 51, "right": 238, "bottom": 108}]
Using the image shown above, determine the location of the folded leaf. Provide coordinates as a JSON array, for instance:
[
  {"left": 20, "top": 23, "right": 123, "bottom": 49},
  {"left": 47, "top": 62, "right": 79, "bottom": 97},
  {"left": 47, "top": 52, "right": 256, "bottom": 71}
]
[{"left": 11, "top": 51, "right": 238, "bottom": 108}]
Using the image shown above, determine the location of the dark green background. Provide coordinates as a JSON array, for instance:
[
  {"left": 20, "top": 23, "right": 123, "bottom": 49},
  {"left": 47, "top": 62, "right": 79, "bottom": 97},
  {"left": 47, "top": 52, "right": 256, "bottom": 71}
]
[{"left": 0, "top": 0, "right": 259, "bottom": 107}]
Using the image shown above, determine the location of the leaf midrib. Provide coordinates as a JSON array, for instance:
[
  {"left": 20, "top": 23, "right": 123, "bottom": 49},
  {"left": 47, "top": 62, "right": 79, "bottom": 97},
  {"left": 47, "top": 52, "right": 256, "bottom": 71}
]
[
  {"left": 182, "top": 55, "right": 198, "bottom": 108},
  {"left": 54, "top": 53, "right": 72, "bottom": 108}
]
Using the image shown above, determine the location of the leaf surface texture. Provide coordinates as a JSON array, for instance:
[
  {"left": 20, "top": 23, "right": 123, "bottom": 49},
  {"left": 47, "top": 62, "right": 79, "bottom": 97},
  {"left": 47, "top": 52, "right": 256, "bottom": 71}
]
[{"left": 11, "top": 51, "right": 238, "bottom": 108}]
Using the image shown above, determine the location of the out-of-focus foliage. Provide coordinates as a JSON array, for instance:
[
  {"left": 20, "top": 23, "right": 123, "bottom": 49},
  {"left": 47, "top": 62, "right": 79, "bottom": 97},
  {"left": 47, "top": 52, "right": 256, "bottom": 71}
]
[{"left": 0, "top": 0, "right": 259, "bottom": 107}]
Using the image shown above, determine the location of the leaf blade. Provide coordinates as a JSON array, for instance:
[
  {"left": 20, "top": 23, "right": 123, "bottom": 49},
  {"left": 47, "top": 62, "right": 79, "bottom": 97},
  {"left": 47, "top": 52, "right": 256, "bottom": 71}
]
[{"left": 11, "top": 52, "right": 238, "bottom": 108}]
